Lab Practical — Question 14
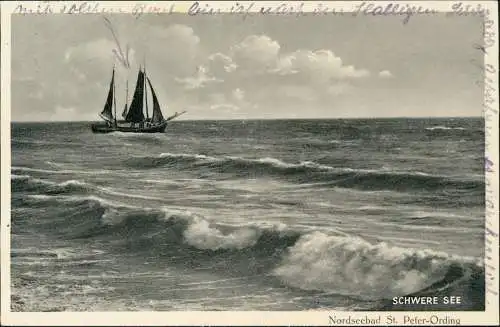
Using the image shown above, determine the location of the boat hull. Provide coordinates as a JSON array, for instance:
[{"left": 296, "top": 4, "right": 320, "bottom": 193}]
[{"left": 91, "top": 121, "right": 167, "bottom": 134}]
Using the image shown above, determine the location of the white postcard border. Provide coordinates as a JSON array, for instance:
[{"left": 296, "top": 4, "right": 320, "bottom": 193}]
[{"left": 1, "top": 1, "right": 498, "bottom": 326}]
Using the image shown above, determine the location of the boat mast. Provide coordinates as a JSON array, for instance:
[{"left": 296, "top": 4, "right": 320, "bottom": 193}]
[
  {"left": 113, "top": 65, "right": 117, "bottom": 127},
  {"left": 126, "top": 79, "right": 128, "bottom": 110},
  {"left": 144, "top": 58, "right": 149, "bottom": 121}
]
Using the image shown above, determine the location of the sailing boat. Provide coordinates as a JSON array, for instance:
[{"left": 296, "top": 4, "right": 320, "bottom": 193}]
[{"left": 91, "top": 65, "right": 186, "bottom": 134}]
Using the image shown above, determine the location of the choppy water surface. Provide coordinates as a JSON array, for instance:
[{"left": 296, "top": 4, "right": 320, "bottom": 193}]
[{"left": 11, "top": 118, "right": 485, "bottom": 311}]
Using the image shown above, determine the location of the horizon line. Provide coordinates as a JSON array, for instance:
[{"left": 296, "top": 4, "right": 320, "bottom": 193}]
[{"left": 10, "top": 116, "right": 484, "bottom": 123}]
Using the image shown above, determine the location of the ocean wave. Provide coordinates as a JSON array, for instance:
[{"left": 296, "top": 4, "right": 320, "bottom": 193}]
[
  {"left": 425, "top": 126, "right": 467, "bottom": 131},
  {"left": 11, "top": 173, "right": 161, "bottom": 201},
  {"left": 22, "top": 194, "right": 132, "bottom": 210},
  {"left": 11, "top": 139, "right": 88, "bottom": 150},
  {"left": 11, "top": 174, "right": 93, "bottom": 195},
  {"left": 16, "top": 194, "right": 484, "bottom": 302},
  {"left": 124, "top": 152, "right": 484, "bottom": 192},
  {"left": 272, "top": 231, "right": 481, "bottom": 300},
  {"left": 11, "top": 166, "right": 117, "bottom": 176},
  {"left": 424, "top": 126, "right": 484, "bottom": 137},
  {"left": 285, "top": 138, "right": 348, "bottom": 150},
  {"left": 11, "top": 174, "right": 31, "bottom": 180},
  {"left": 11, "top": 247, "right": 104, "bottom": 260}
]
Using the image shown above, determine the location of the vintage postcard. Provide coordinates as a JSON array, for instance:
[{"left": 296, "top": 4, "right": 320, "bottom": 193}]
[{"left": 1, "top": 1, "right": 498, "bottom": 325}]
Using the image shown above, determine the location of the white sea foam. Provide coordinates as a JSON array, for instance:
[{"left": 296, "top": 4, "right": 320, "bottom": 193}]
[
  {"left": 425, "top": 126, "right": 467, "bottom": 131},
  {"left": 272, "top": 231, "right": 480, "bottom": 299},
  {"left": 183, "top": 217, "right": 261, "bottom": 250}
]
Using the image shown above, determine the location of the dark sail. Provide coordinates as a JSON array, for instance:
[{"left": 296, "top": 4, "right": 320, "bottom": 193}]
[
  {"left": 125, "top": 70, "right": 145, "bottom": 123},
  {"left": 100, "top": 69, "right": 115, "bottom": 121},
  {"left": 147, "top": 77, "right": 164, "bottom": 123},
  {"left": 121, "top": 104, "right": 128, "bottom": 119},
  {"left": 122, "top": 79, "right": 129, "bottom": 119}
]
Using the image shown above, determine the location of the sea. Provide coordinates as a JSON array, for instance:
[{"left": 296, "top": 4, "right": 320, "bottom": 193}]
[{"left": 10, "top": 118, "right": 485, "bottom": 311}]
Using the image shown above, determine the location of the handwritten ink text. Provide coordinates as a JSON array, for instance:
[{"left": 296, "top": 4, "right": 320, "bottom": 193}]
[
  {"left": 473, "top": 7, "right": 499, "bottom": 305},
  {"left": 485, "top": 157, "right": 494, "bottom": 172},
  {"left": 188, "top": 2, "right": 223, "bottom": 16},
  {"left": 14, "top": 2, "right": 53, "bottom": 15},
  {"left": 450, "top": 2, "right": 489, "bottom": 17},
  {"left": 132, "top": 3, "right": 175, "bottom": 19},
  {"left": 352, "top": 2, "right": 437, "bottom": 24},
  {"left": 259, "top": 2, "right": 306, "bottom": 17}
]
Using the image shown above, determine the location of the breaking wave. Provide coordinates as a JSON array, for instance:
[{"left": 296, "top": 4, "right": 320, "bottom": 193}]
[
  {"left": 273, "top": 232, "right": 482, "bottom": 301},
  {"left": 16, "top": 193, "right": 484, "bottom": 306},
  {"left": 124, "top": 153, "right": 484, "bottom": 192}
]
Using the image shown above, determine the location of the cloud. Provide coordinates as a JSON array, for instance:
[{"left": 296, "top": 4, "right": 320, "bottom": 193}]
[
  {"left": 275, "top": 49, "right": 371, "bottom": 82},
  {"left": 189, "top": 35, "right": 375, "bottom": 111},
  {"left": 15, "top": 23, "right": 206, "bottom": 122},
  {"left": 10, "top": 13, "right": 483, "bottom": 121},
  {"left": 64, "top": 38, "right": 139, "bottom": 86},
  {"left": 140, "top": 32, "right": 378, "bottom": 115},
  {"left": 340, "top": 65, "right": 371, "bottom": 79},
  {"left": 63, "top": 39, "right": 115, "bottom": 81},
  {"left": 151, "top": 24, "right": 200, "bottom": 69},
  {"left": 197, "top": 35, "right": 377, "bottom": 112},
  {"left": 175, "top": 65, "right": 222, "bottom": 90},
  {"left": 123, "top": 24, "right": 203, "bottom": 78},
  {"left": 155, "top": 24, "right": 200, "bottom": 60},
  {"left": 230, "top": 35, "right": 281, "bottom": 71},
  {"left": 207, "top": 53, "right": 238, "bottom": 75},
  {"left": 64, "top": 38, "right": 116, "bottom": 64},
  {"left": 176, "top": 34, "right": 376, "bottom": 114},
  {"left": 379, "top": 70, "right": 394, "bottom": 78},
  {"left": 214, "top": 37, "right": 372, "bottom": 84},
  {"left": 12, "top": 17, "right": 397, "bottom": 121}
]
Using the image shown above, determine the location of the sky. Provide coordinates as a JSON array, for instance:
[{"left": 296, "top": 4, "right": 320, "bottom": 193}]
[{"left": 11, "top": 12, "right": 484, "bottom": 121}]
